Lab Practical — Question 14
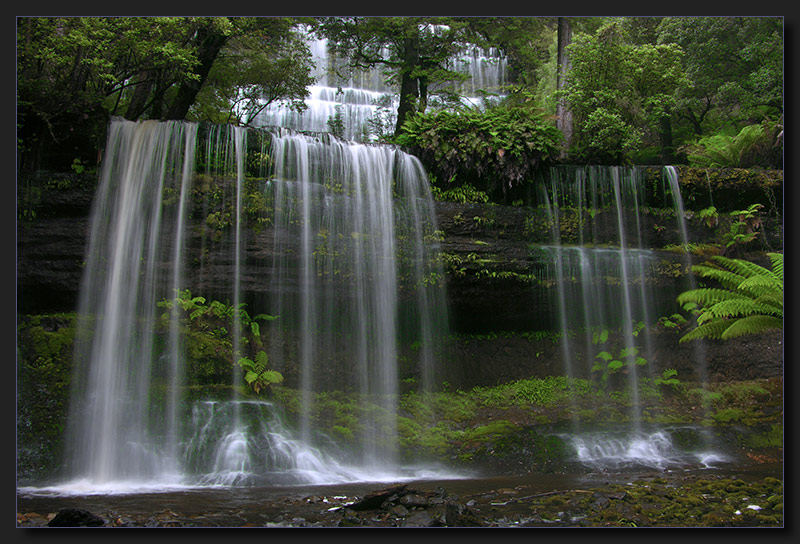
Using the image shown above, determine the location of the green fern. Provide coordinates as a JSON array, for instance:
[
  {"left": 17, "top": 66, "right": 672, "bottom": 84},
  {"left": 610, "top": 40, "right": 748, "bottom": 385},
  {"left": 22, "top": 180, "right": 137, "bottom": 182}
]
[{"left": 678, "top": 253, "right": 783, "bottom": 342}]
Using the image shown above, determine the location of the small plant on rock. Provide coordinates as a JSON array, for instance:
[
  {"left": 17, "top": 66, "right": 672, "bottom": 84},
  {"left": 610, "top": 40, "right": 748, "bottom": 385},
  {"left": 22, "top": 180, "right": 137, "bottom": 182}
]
[
  {"left": 237, "top": 350, "right": 283, "bottom": 394},
  {"left": 592, "top": 346, "right": 647, "bottom": 390}
]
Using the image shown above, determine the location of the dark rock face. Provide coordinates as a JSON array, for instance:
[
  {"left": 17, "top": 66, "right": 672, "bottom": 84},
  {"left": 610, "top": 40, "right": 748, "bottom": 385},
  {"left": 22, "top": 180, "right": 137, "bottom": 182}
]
[{"left": 16, "top": 172, "right": 783, "bottom": 386}]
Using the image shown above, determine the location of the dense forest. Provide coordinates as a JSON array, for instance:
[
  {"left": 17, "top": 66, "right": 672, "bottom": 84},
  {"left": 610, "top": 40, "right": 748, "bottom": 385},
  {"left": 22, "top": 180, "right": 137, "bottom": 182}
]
[{"left": 17, "top": 16, "right": 783, "bottom": 182}]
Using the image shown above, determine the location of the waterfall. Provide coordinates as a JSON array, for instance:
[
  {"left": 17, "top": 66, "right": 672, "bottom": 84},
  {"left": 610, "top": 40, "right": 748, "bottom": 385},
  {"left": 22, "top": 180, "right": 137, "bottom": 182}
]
[
  {"left": 251, "top": 29, "right": 508, "bottom": 142},
  {"left": 58, "top": 109, "right": 449, "bottom": 489},
  {"left": 537, "top": 166, "right": 664, "bottom": 454},
  {"left": 251, "top": 34, "right": 397, "bottom": 141},
  {"left": 66, "top": 120, "right": 198, "bottom": 485},
  {"left": 539, "top": 165, "right": 723, "bottom": 469},
  {"left": 266, "top": 128, "right": 447, "bottom": 468},
  {"left": 663, "top": 165, "right": 707, "bottom": 384}
]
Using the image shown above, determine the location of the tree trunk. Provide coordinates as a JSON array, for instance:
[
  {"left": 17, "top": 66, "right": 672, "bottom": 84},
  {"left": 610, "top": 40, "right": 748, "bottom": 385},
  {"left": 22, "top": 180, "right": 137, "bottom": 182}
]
[
  {"left": 418, "top": 75, "right": 428, "bottom": 114},
  {"left": 659, "top": 114, "right": 674, "bottom": 164},
  {"left": 164, "top": 21, "right": 229, "bottom": 121},
  {"left": 124, "top": 73, "right": 153, "bottom": 120},
  {"left": 556, "top": 17, "right": 573, "bottom": 158},
  {"left": 393, "top": 36, "right": 420, "bottom": 137}
]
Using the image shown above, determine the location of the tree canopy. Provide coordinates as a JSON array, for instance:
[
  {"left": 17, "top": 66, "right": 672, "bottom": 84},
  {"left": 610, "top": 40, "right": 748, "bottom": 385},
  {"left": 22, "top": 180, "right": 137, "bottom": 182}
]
[
  {"left": 313, "top": 16, "right": 481, "bottom": 135},
  {"left": 17, "top": 15, "right": 783, "bottom": 172},
  {"left": 17, "top": 16, "right": 313, "bottom": 171}
]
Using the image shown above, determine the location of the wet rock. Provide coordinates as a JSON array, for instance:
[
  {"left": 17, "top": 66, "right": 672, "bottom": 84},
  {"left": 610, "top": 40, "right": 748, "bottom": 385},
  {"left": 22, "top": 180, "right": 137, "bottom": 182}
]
[
  {"left": 402, "top": 509, "right": 437, "bottom": 527},
  {"left": 348, "top": 484, "right": 408, "bottom": 511},
  {"left": 47, "top": 507, "right": 105, "bottom": 527},
  {"left": 590, "top": 494, "right": 610, "bottom": 510},
  {"left": 399, "top": 493, "right": 430, "bottom": 507},
  {"left": 388, "top": 504, "right": 409, "bottom": 517}
]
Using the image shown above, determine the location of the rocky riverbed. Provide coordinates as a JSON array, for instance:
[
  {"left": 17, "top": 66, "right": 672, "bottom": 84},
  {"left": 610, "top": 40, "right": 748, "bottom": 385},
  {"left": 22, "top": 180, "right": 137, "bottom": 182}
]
[{"left": 17, "top": 463, "right": 783, "bottom": 528}]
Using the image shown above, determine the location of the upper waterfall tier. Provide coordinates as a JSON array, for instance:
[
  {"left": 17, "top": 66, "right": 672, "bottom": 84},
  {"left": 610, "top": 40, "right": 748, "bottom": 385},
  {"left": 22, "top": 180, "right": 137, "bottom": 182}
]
[{"left": 250, "top": 33, "right": 508, "bottom": 142}]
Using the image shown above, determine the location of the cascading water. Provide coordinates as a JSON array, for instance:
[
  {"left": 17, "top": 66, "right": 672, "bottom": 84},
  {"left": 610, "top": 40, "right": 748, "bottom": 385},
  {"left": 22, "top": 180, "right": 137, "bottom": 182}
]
[
  {"left": 64, "top": 120, "right": 198, "bottom": 488},
  {"left": 251, "top": 29, "right": 507, "bottom": 141},
  {"left": 252, "top": 34, "right": 397, "bottom": 141},
  {"left": 48, "top": 112, "right": 452, "bottom": 493},
  {"left": 538, "top": 165, "right": 724, "bottom": 470},
  {"left": 663, "top": 165, "right": 708, "bottom": 387},
  {"left": 265, "top": 128, "right": 447, "bottom": 469}
]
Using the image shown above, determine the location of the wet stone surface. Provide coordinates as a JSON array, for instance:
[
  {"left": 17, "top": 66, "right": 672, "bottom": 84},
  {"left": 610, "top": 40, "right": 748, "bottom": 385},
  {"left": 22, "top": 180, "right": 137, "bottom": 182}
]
[{"left": 17, "top": 465, "right": 783, "bottom": 528}]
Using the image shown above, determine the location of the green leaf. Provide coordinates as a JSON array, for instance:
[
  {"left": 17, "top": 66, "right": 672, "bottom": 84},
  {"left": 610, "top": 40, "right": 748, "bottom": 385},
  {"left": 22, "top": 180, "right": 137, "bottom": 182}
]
[
  {"left": 608, "top": 360, "right": 624, "bottom": 371},
  {"left": 662, "top": 368, "right": 678, "bottom": 379},
  {"left": 619, "top": 346, "right": 639, "bottom": 358},
  {"left": 255, "top": 350, "right": 269, "bottom": 367}
]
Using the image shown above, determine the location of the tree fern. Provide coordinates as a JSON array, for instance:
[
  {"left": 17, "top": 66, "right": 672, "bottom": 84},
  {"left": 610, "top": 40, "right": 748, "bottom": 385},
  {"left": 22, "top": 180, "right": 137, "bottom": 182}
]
[{"left": 678, "top": 253, "right": 783, "bottom": 342}]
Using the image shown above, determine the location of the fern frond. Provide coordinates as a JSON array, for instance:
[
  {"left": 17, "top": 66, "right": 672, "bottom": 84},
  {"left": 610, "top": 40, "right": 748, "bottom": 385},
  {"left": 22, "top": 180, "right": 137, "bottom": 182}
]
[
  {"left": 710, "top": 255, "right": 771, "bottom": 280},
  {"left": 737, "top": 275, "right": 783, "bottom": 300},
  {"left": 679, "top": 320, "right": 731, "bottom": 342},
  {"left": 767, "top": 252, "right": 783, "bottom": 282},
  {"left": 679, "top": 254, "right": 783, "bottom": 343},
  {"left": 701, "top": 299, "right": 780, "bottom": 320},
  {"left": 753, "top": 293, "right": 784, "bottom": 316},
  {"left": 690, "top": 264, "right": 747, "bottom": 290},
  {"left": 677, "top": 287, "right": 748, "bottom": 307},
  {"left": 719, "top": 315, "right": 784, "bottom": 340}
]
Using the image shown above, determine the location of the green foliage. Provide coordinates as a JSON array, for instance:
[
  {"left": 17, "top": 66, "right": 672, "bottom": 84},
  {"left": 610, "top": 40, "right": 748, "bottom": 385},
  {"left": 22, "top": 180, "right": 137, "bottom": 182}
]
[
  {"left": 723, "top": 203, "right": 764, "bottom": 251},
  {"left": 654, "top": 368, "right": 682, "bottom": 393},
  {"left": 684, "top": 122, "right": 781, "bottom": 168},
  {"left": 560, "top": 20, "right": 689, "bottom": 163},
  {"left": 157, "top": 289, "right": 278, "bottom": 384},
  {"left": 591, "top": 346, "right": 647, "bottom": 390},
  {"left": 326, "top": 105, "right": 346, "bottom": 139},
  {"left": 657, "top": 313, "right": 688, "bottom": 331},
  {"left": 472, "top": 376, "right": 590, "bottom": 409},
  {"left": 678, "top": 253, "right": 783, "bottom": 342},
  {"left": 697, "top": 206, "right": 719, "bottom": 228},
  {"left": 430, "top": 182, "right": 489, "bottom": 204},
  {"left": 190, "top": 23, "right": 314, "bottom": 126},
  {"left": 17, "top": 314, "right": 77, "bottom": 479},
  {"left": 237, "top": 350, "right": 283, "bottom": 394},
  {"left": 396, "top": 106, "right": 562, "bottom": 198},
  {"left": 655, "top": 17, "right": 783, "bottom": 139},
  {"left": 744, "top": 423, "right": 782, "bottom": 449},
  {"left": 315, "top": 16, "right": 478, "bottom": 135},
  {"left": 17, "top": 16, "right": 313, "bottom": 170}
]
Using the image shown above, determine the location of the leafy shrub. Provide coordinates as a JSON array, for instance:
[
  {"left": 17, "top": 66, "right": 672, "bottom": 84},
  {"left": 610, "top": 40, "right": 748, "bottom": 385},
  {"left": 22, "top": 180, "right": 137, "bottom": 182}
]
[
  {"left": 237, "top": 350, "right": 283, "bottom": 394},
  {"left": 430, "top": 182, "right": 489, "bottom": 204},
  {"left": 684, "top": 121, "right": 782, "bottom": 168},
  {"left": 157, "top": 289, "right": 279, "bottom": 385},
  {"left": 570, "top": 107, "right": 642, "bottom": 164},
  {"left": 395, "top": 106, "right": 562, "bottom": 199}
]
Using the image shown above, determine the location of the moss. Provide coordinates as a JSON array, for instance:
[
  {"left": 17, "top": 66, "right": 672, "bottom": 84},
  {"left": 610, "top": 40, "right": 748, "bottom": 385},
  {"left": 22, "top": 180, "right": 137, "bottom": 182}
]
[
  {"left": 711, "top": 407, "right": 745, "bottom": 424},
  {"left": 743, "top": 423, "right": 783, "bottom": 449},
  {"left": 17, "top": 314, "right": 77, "bottom": 481},
  {"left": 472, "top": 376, "right": 591, "bottom": 410},
  {"left": 461, "top": 420, "right": 519, "bottom": 445}
]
